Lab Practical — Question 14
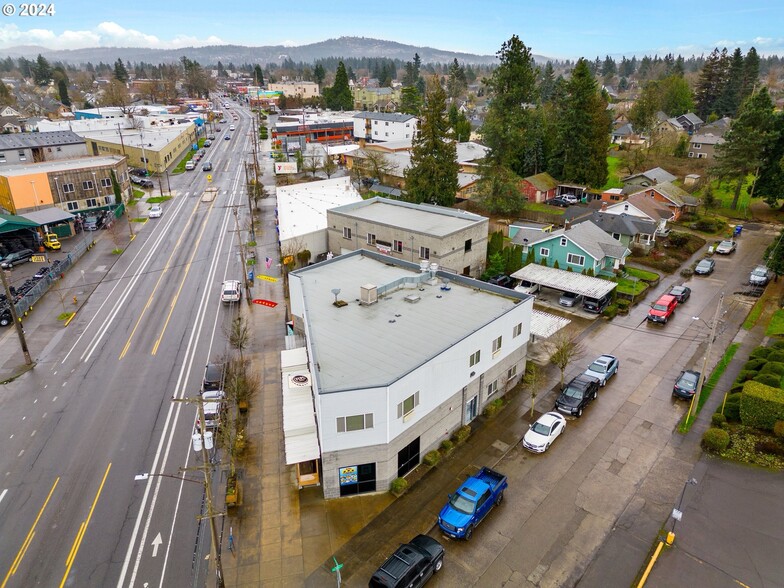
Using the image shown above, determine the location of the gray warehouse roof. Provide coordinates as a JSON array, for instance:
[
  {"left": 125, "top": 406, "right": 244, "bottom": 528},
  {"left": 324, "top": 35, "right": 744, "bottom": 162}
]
[
  {"left": 0, "top": 130, "right": 84, "bottom": 150},
  {"left": 292, "top": 250, "right": 530, "bottom": 393}
]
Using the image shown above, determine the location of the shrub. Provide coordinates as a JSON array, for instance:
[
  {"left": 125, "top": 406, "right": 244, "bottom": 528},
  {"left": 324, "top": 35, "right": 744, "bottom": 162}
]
[
  {"left": 774, "top": 421, "right": 784, "bottom": 438},
  {"left": 680, "top": 268, "right": 695, "bottom": 279},
  {"left": 616, "top": 299, "right": 631, "bottom": 310},
  {"left": 453, "top": 425, "right": 471, "bottom": 445},
  {"left": 722, "top": 392, "right": 742, "bottom": 421},
  {"left": 603, "top": 304, "right": 618, "bottom": 319},
  {"left": 702, "top": 427, "right": 730, "bottom": 452},
  {"left": 767, "top": 350, "right": 784, "bottom": 364},
  {"left": 755, "top": 439, "right": 784, "bottom": 457},
  {"left": 423, "top": 450, "right": 441, "bottom": 467},
  {"left": 770, "top": 339, "right": 784, "bottom": 350},
  {"left": 735, "top": 369, "right": 759, "bottom": 383},
  {"left": 740, "top": 381, "right": 784, "bottom": 429},
  {"left": 750, "top": 346, "right": 773, "bottom": 359},
  {"left": 743, "top": 358, "right": 768, "bottom": 371},
  {"left": 711, "top": 413, "right": 727, "bottom": 427},
  {"left": 668, "top": 232, "right": 689, "bottom": 247},
  {"left": 695, "top": 218, "right": 721, "bottom": 233},
  {"left": 483, "top": 398, "right": 504, "bottom": 418},
  {"left": 390, "top": 477, "right": 408, "bottom": 496},
  {"left": 760, "top": 362, "right": 784, "bottom": 377},
  {"left": 440, "top": 439, "right": 454, "bottom": 453},
  {"left": 752, "top": 373, "right": 781, "bottom": 388}
]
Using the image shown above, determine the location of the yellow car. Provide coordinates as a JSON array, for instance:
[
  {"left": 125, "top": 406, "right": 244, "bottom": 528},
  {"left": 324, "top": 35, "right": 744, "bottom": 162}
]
[{"left": 43, "top": 233, "right": 61, "bottom": 250}]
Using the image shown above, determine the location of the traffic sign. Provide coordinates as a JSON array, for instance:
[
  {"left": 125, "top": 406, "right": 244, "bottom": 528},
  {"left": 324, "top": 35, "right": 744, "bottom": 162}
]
[{"left": 252, "top": 299, "right": 278, "bottom": 308}]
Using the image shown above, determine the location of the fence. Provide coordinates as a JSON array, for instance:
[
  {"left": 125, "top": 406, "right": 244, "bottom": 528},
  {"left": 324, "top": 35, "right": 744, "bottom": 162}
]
[{"left": 12, "top": 236, "right": 96, "bottom": 320}]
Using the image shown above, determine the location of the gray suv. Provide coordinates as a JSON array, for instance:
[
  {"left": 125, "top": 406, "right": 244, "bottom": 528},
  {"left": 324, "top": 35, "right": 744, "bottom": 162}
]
[
  {"left": 749, "top": 265, "right": 771, "bottom": 286},
  {"left": 1, "top": 249, "right": 33, "bottom": 269}
]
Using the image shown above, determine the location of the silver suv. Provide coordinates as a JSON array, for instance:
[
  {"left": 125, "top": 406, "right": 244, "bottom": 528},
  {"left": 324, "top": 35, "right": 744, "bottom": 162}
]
[{"left": 749, "top": 265, "right": 771, "bottom": 286}]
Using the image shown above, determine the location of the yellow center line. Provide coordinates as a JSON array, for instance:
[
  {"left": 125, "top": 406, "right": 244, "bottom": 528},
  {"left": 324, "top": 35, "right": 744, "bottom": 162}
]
[
  {"left": 59, "top": 463, "right": 112, "bottom": 588},
  {"left": 151, "top": 198, "right": 216, "bottom": 355},
  {"left": 1, "top": 477, "right": 59, "bottom": 588},
  {"left": 119, "top": 200, "right": 204, "bottom": 360}
]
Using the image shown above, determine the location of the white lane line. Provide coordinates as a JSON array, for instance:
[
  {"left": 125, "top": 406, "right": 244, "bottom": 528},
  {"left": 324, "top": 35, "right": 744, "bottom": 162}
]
[
  {"left": 0, "top": 488, "right": 7, "bottom": 505},
  {"left": 52, "top": 396, "right": 57, "bottom": 402},
  {"left": 42, "top": 412, "right": 47, "bottom": 419},
  {"left": 30, "top": 430, "right": 36, "bottom": 437},
  {"left": 17, "top": 450, "right": 23, "bottom": 457},
  {"left": 33, "top": 399, "right": 37, "bottom": 404}
]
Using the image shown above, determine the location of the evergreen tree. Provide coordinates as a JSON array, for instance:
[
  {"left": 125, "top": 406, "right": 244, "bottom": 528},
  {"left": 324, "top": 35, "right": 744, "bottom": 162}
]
[
  {"left": 446, "top": 59, "right": 467, "bottom": 101},
  {"left": 476, "top": 163, "right": 525, "bottom": 216},
  {"left": 113, "top": 58, "right": 129, "bottom": 82},
  {"left": 403, "top": 80, "right": 459, "bottom": 207},
  {"left": 751, "top": 110, "right": 784, "bottom": 207},
  {"left": 638, "top": 56, "right": 653, "bottom": 79},
  {"left": 619, "top": 56, "right": 635, "bottom": 77},
  {"left": 695, "top": 48, "right": 729, "bottom": 119},
  {"left": 548, "top": 58, "right": 610, "bottom": 188},
  {"left": 33, "top": 54, "right": 52, "bottom": 85},
  {"left": 712, "top": 88, "right": 776, "bottom": 209},
  {"left": 57, "top": 78, "right": 71, "bottom": 106},
  {"left": 715, "top": 48, "right": 744, "bottom": 116},
  {"left": 217, "top": 61, "right": 227, "bottom": 77},
  {"left": 254, "top": 64, "right": 265, "bottom": 86},
  {"left": 741, "top": 47, "right": 760, "bottom": 101},
  {"left": 324, "top": 61, "right": 352, "bottom": 110},
  {"left": 448, "top": 104, "right": 471, "bottom": 142},
  {"left": 313, "top": 64, "right": 325, "bottom": 86},
  {"left": 659, "top": 74, "right": 694, "bottom": 116},
  {"left": 601, "top": 55, "right": 616, "bottom": 78},
  {"left": 764, "top": 228, "right": 784, "bottom": 280},
  {"left": 0, "top": 79, "right": 15, "bottom": 106},
  {"left": 538, "top": 62, "right": 556, "bottom": 103},
  {"left": 673, "top": 55, "right": 685, "bottom": 76},
  {"left": 400, "top": 86, "right": 422, "bottom": 115}
]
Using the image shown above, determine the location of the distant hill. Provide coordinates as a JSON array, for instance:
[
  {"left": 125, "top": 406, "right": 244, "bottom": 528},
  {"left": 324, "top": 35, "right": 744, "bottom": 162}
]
[{"left": 0, "top": 36, "right": 548, "bottom": 66}]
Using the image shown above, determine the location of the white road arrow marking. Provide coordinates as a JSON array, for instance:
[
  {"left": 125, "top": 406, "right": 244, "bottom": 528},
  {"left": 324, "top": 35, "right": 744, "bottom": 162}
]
[{"left": 151, "top": 533, "right": 163, "bottom": 557}]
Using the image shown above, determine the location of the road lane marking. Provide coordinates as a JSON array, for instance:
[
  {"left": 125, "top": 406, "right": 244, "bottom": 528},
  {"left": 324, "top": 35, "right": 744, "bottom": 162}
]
[
  {"left": 59, "top": 463, "right": 112, "bottom": 588},
  {"left": 52, "top": 396, "right": 57, "bottom": 402},
  {"left": 17, "top": 450, "right": 23, "bottom": 457},
  {"left": 0, "top": 489, "right": 6, "bottom": 505},
  {"left": 1, "top": 477, "right": 59, "bottom": 588},
  {"left": 151, "top": 533, "right": 162, "bottom": 557}
]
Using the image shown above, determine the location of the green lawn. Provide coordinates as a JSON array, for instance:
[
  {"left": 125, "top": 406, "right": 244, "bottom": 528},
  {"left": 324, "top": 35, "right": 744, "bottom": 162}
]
[
  {"left": 524, "top": 202, "right": 566, "bottom": 215},
  {"left": 146, "top": 196, "right": 172, "bottom": 204},
  {"left": 132, "top": 189, "right": 145, "bottom": 199},
  {"left": 698, "top": 174, "right": 756, "bottom": 218},
  {"left": 615, "top": 277, "right": 647, "bottom": 296},
  {"left": 625, "top": 267, "right": 660, "bottom": 282},
  {"left": 599, "top": 156, "right": 624, "bottom": 191},
  {"left": 766, "top": 309, "right": 784, "bottom": 336}
]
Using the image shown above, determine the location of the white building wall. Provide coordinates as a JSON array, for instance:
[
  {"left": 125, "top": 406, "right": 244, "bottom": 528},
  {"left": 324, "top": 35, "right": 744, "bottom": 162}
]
[{"left": 353, "top": 117, "right": 417, "bottom": 142}]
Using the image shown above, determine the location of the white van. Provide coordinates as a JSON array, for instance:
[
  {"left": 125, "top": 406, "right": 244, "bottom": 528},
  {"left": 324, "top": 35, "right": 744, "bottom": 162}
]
[{"left": 220, "top": 279, "right": 241, "bottom": 303}]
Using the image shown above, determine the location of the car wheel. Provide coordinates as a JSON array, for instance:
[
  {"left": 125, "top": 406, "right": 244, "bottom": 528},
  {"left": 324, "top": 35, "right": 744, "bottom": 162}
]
[
  {"left": 434, "top": 557, "right": 443, "bottom": 573},
  {"left": 465, "top": 525, "right": 474, "bottom": 540},
  {"left": 545, "top": 442, "right": 551, "bottom": 451},
  {"left": 600, "top": 379, "right": 606, "bottom": 387},
  {"left": 593, "top": 390, "right": 598, "bottom": 400},
  {"left": 0, "top": 316, "right": 9, "bottom": 327},
  {"left": 663, "top": 316, "right": 668, "bottom": 324},
  {"left": 495, "top": 491, "right": 504, "bottom": 506},
  {"left": 577, "top": 407, "right": 583, "bottom": 417}
]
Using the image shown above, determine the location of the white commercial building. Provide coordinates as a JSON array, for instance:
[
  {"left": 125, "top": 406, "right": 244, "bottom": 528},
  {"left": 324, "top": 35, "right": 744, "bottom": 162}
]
[
  {"left": 353, "top": 112, "right": 418, "bottom": 143},
  {"left": 276, "top": 176, "right": 363, "bottom": 263},
  {"left": 288, "top": 250, "right": 533, "bottom": 498}
]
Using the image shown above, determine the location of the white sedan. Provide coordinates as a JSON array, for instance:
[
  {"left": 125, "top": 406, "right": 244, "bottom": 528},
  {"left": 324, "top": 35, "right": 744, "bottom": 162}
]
[
  {"left": 715, "top": 239, "right": 737, "bottom": 254},
  {"left": 522, "top": 412, "right": 566, "bottom": 453},
  {"left": 148, "top": 204, "right": 163, "bottom": 218}
]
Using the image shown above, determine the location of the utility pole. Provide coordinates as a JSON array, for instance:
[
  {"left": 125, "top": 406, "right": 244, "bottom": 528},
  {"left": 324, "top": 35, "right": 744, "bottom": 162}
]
[
  {"left": 243, "top": 163, "right": 256, "bottom": 242},
  {"left": 688, "top": 292, "right": 724, "bottom": 422},
  {"left": 233, "top": 206, "right": 252, "bottom": 304},
  {"left": 0, "top": 269, "right": 32, "bottom": 365}
]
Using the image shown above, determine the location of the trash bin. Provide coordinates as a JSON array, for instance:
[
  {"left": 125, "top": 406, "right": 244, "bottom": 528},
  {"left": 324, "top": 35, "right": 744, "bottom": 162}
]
[{"left": 734, "top": 225, "right": 743, "bottom": 236}]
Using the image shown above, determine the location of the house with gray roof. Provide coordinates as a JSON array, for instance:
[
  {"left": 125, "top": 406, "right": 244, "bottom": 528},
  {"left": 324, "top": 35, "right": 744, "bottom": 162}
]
[
  {"left": 628, "top": 181, "right": 698, "bottom": 220},
  {"left": 689, "top": 132, "right": 724, "bottom": 160},
  {"left": 0, "top": 130, "right": 87, "bottom": 166},
  {"left": 353, "top": 111, "right": 418, "bottom": 143},
  {"left": 574, "top": 211, "right": 657, "bottom": 251},
  {"left": 622, "top": 167, "right": 677, "bottom": 187},
  {"left": 675, "top": 113, "right": 704, "bottom": 134},
  {"left": 601, "top": 191, "right": 674, "bottom": 235}
]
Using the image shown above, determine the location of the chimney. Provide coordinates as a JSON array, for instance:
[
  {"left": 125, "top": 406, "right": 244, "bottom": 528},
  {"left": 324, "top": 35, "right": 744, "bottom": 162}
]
[
  {"left": 564, "top": 220, "right": 571, "bottom": 231},
  {"left": 601, "top": 202, "right": 608, "bottom": 212}
]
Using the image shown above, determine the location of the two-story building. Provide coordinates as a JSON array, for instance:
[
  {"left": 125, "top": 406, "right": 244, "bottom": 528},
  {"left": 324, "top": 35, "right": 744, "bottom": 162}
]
[
  {"left": 628, "top": 181, "right": 698, "bottom": 220},
  {"left": 353, "top": 112, "right": 418, "bottom": 143},
  {"left": 352, "top": 86, "right": 402, "bottom": 111},
  {"left": 287, "top": 250, "right": 534, "bottom": 498},
  {"left": 268, "top": 81, "right": 321, "bottom": 100},
  {"left": 327, "top": 197, "right": 489, "bottom": 277},
  {"left": 599, "top": 192, "right": 675, "bottom": 235},
  {"left": 0, "top": 131, "right": 87, "bottom": 166},
  {"left": 688, "top": 133, "right": 724, "bottom": 159}
]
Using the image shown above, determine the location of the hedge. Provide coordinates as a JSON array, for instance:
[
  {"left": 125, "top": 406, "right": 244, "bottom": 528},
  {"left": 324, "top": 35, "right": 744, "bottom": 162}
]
[
  {"left": 736, "top": 369, "right": 759, "bottom": 383},
  {"left": 774, "top": 421, "right": 784, "bottom": 438},
  {"left": 740, "top": 381, "right": 784, "bottom": 430},
  {"left": 743, "top": 358, "right": 768, "bottom": 371},
  {"left": 750, "top": 347, "right": 773, "bottom": 359},
  {"left": 722, "top": 392, "right": 742, "bottom": 421},
  {"left": 770, "top": 340, "right": 784, "bottom": 350},
  {"left": 390, "top": 477, "right": 408, "bottom": 496},
  {"left": 423, "top": 450, "right": 441, "bottom": 467},
  {"left": 767, "top": 350, "right": 784, "bottom": 364},
  {"left": 702, "top": 427, "right": 730, "bottom": 452},
  {"left": 760, "top": 362, "right": 784, "bottom": 376},
  {"left": 752, "top": 373, "right": 781, "bottom": 388}
]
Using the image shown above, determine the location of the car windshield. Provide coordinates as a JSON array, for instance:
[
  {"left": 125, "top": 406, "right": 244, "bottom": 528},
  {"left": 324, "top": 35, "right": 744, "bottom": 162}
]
[
  {"left": 448, "top": 492, "right": 475, "bottom": 515},
  {"left": 531, "top": 421, "right": 552, "bottom": 435},
  {"left": 752, "top": 268, "right": 767, "bottom": 277},
  {"left": 562, "top": 386, "right": 583, "bottom": 399},
  {"left": 588, "top": 361, "right": 608, "bottom": 373},
  {"left": 562, "top": 292, "right": 576, "bottom": 299},
  {"left": 652, "top": 302, "right": 668, "bottom": 311},
  {"left": 679, "top": 374, "right": 699, "bottom": 390},
  {"left": 720, "top": 241, "right": 733, "bottom": 247}
]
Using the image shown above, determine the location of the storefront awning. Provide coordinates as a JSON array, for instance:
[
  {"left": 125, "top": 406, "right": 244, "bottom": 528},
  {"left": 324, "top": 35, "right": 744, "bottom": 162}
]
[{"left": 281, "top": 353, "right": 320, "bottom": 465}]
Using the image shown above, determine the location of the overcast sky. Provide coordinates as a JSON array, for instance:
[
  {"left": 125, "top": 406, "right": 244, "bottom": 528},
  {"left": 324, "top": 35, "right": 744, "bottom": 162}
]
[{"left": 0, "top": 0, "right": 781, "bottom": 59}]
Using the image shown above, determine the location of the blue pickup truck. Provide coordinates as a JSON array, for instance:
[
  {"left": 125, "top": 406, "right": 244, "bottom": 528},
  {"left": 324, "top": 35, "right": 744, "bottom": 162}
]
[{"left": 437, "top": 466, "right": 507, "bottom": 540}]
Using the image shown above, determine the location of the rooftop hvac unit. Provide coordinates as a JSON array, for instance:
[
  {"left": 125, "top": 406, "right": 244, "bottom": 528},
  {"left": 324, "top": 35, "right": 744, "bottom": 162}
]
[
  {"left": 404, "top": 294, "right": 421, "bottom": 304},
  {"left": 360, "top": 284, "right": 378, "bottom": 305}
]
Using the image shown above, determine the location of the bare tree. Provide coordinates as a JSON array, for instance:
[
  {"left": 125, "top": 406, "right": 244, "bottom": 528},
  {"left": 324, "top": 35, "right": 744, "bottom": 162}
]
[
  {"left": 523, "top": 363, "right": 546, "bottom": 418},
  {"left": 302, "top": 152, "right": 321, "bottom": 177},
  {"left": 547, "top": 331, "right": 585, "bottom": 388},
  {"left": 100, "top": 79, "right": 131, "bottom": 112},
  {"left": 228, "top": 313, "right": 250, "bottom": 362},
  {"left": 353, "top": 149, "right": 399, "bottom": 184},
  {"left": 321, "top": 154, "right": 338, "bottom": 178}
]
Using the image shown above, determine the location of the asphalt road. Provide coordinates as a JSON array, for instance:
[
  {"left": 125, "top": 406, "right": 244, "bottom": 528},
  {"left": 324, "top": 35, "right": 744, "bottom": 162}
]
[{"left": 0, "top": 97, "right": 258, "bottom": 587}]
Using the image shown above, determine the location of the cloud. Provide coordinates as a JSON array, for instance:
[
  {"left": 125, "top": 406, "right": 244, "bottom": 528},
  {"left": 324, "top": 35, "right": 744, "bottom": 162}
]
[{"left": 0, "top": 22, "right": 224, "bottom": 50}]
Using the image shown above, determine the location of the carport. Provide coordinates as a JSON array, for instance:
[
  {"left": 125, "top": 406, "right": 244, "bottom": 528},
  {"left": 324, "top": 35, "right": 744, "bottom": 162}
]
[
  {"left": 0, "top": 213, "right": 41, "bottom": 254},
  {"left": 511, "top": 264, "right": 616, "bottom": 299},
  {"left": 19, "top": 208, "right": 77, "bottom": 239}
]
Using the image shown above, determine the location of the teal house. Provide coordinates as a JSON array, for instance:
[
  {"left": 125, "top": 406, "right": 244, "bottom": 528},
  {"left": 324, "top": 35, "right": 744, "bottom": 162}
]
[{"left": 514, "top": 221, "right": 630, "bottom": 277}]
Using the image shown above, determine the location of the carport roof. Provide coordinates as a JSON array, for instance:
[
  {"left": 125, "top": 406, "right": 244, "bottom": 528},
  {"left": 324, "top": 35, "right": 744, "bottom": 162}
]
[
  {"left": 510, "top": 264, "right": 617, "bottom": 298},
  {"left": 530, "top": 309, "right": 571, "bottom": 339},
  {"left": 19, "top": 208, "right": 75, "bottom": 225},
  {"left": 0, "top": 213, "right": 39, "bottom": 234}
]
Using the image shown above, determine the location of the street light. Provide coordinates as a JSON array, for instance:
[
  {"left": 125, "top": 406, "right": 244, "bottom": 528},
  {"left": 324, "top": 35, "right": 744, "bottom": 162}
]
[{"left": 668, "top": 477, "right": 698, "bottom": 544}]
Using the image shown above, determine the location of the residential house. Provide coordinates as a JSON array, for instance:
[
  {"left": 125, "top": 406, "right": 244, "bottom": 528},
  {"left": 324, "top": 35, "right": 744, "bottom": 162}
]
[
  {"left": 352, "top": 86, "right": 401, "bottom": 111},
  {"left": 287, "top": 249, "right": 533, "bottom": 498},
  {"left": 597, "top": 188, "right": 626, "bottom": 203},
  {"left": 327, "top": 196, "right": 489, "bottom": 277},
  {"left": 611, "top": 123, "right": 646, "bottom": 147},
  {"left": 455, "top": 142, "right": 489, "bottom": 173},
  {"left": 520, "top": 172, "right": 558, "bottom": 203},
  {"left": 653, "top": 112, "right": 684, "bottom": 136},
  {"left": 622, "top": 167, "right": 677, "bottom": 188},
  {"left": 601, "top": 192, "right": 674, "bottom": 235},
  {"left": 675, "top": 113, "right": 704, "bottom": 135},
  {"left": 515, "top": 220, "right": 630, "bottom": 276},
  {"left": 627, "top": 182, "right": 696, "bottom": 220},
  {"left": 574, "top": 211, "right": 657, "bottom": 251},
  {"left": 267, "top": 81, "right": 321, "bottom": 99},
  {"left": 0, "top": 131, "right": 87, "bottom": 166},
  {"left": 353, "top": 112, "right": 418, "bottom": 143},
  {"left": 689, "top": 130, "right": 725, "bottom": 160}
]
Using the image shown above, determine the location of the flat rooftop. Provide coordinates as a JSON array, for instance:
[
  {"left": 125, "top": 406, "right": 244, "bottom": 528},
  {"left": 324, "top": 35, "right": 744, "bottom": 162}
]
[
  {"left": 330, "top": 197, "right": 487, "bottom": 237},
  {"left": 0, "top": 155, "right": 126, "bottom": 176},
  {"left": 293, "top": 251, "right": 528, "bottom": 393}
]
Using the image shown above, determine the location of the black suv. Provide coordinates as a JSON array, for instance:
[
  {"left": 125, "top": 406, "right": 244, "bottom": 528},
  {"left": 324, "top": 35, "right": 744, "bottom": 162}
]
[
  {"left": 555, "top": 374, "right": 600, "bottom": 417},
  {"left": 583, "top": 293, "right": 611, "bottom": 314},
  {"left": 488, "top": 274, "right": 515, "bottom": 289},
  {"left": 203, "top": 362, "right": 224, "bottom": 391},
  {"left": 0, "top": 305, "right": 13, "bottom": 327},
  {"left": 369, "top": 535, "right": 444, "bottom": 588}
]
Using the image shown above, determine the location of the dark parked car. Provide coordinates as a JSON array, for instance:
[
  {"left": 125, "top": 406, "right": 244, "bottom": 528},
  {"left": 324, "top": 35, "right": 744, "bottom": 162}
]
[
  {"left": 0, "top": 249, "right": 34, "bottom": 269},
  {"left": 694, "top": 258, "right": 715, "bottom": 275},
  {"left": 673, "top": 370, "right": 701, "bottom": 399},
  {"left": 369, "top": 535, "right": 444, "bottom": 588},
  {"left": 202, "top": 162, "right": 213, "bottom": 172},
  {"left": 203, "top": 362, "right": 224, "bottom": 391},
  {"left": 488, "top": 274, "right": 515, "bottom": 289},
  {"left": 130, "top": 174, "right": 154, "bottom": 188},
  {"left": 667, "top": 285, "right": 691, "bottom": 303},
  {"left": 0, "top": 305, "right": 13, "bottom": 327},
  {"left": 555, "top": 374, "right": 600, "bottom": 417},
  {"left": 583, "top": 293, "right": 611, "bottom": 313},
  {"left": 547, "top": 196, "right": 572, "bottom": 208}
]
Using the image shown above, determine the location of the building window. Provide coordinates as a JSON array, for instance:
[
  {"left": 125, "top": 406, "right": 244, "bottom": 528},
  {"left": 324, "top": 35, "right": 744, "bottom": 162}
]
[
  {"left": 66, "top": 201, "right": 78, "bottom": 211},
  {"left": 693, "top": 143, "right": 702, "bottom": 149},
  {"left": 337, "top": 413, "right": 374, "bottom": 432},
  {"left": 419, "top": 246, "right": 430, "bottom": 260},
  {"left": 487, "top": 379, "right": 498, "bottom": 397},
  {"left": 465, "top": 238, "right": 472, "bottom": 252},
  {"left": 18, "top": 150, "right": 25, "bottom": 161},
  {"left": 63, "top": 183, "right": 74, "bottom": 193},
  {"left": 343, "top": 227, "right": 352, "bottom": 240},
  {"left": 82, "top": 180, "right": 94, "bottom": 190},
  {"left": 507, "top": 364, "right": 518, "bottom": 380},
  {"left": 688, "top": 152, "right": 695, "bottom": 158},
  {"left": 492, "top": 336, "right": 502, "bottom": 356},
  {"left": 393, "top": 239, "right": 403, "bottom": 253},
  {"left": 567, "top": 253, "right": 585, "bottom": 266},
  {"left": 560, "top": 237, "right": 567, "bottom": 247},
  {"left": 104, "top": 196, "right": 112, "bottom": 205},
  {"left": 101, "top": 178, "right": 112, "bottom": 188},
  {"left": 397, "top": 392, "right": 420, "bottom": 419},
  {"left": 469, "top": 350, "right": 480, "bottom": 367},
  {"left": 56, "top": 146, "right": 62, "bottom": 152},
  {"left": 385, "top": 121, "right": 389, "bottom": 126},
  {"left": 539, "top": 247, "right": 550, "bottom": 258},
  {"left": 86, "top": 198, "right": 97, "bottom": 207},
  {"left": 698, "top": 153, "right": 707, "bottom": 159},
  {"left": 0, "top": 154, "right": 5, "bottom": 162},
  {"left": 366, "top": 233, "right": 376, "bottom": 245},
  {"left": 513, "top": 323, "right": 522, "bottom": 338}
]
